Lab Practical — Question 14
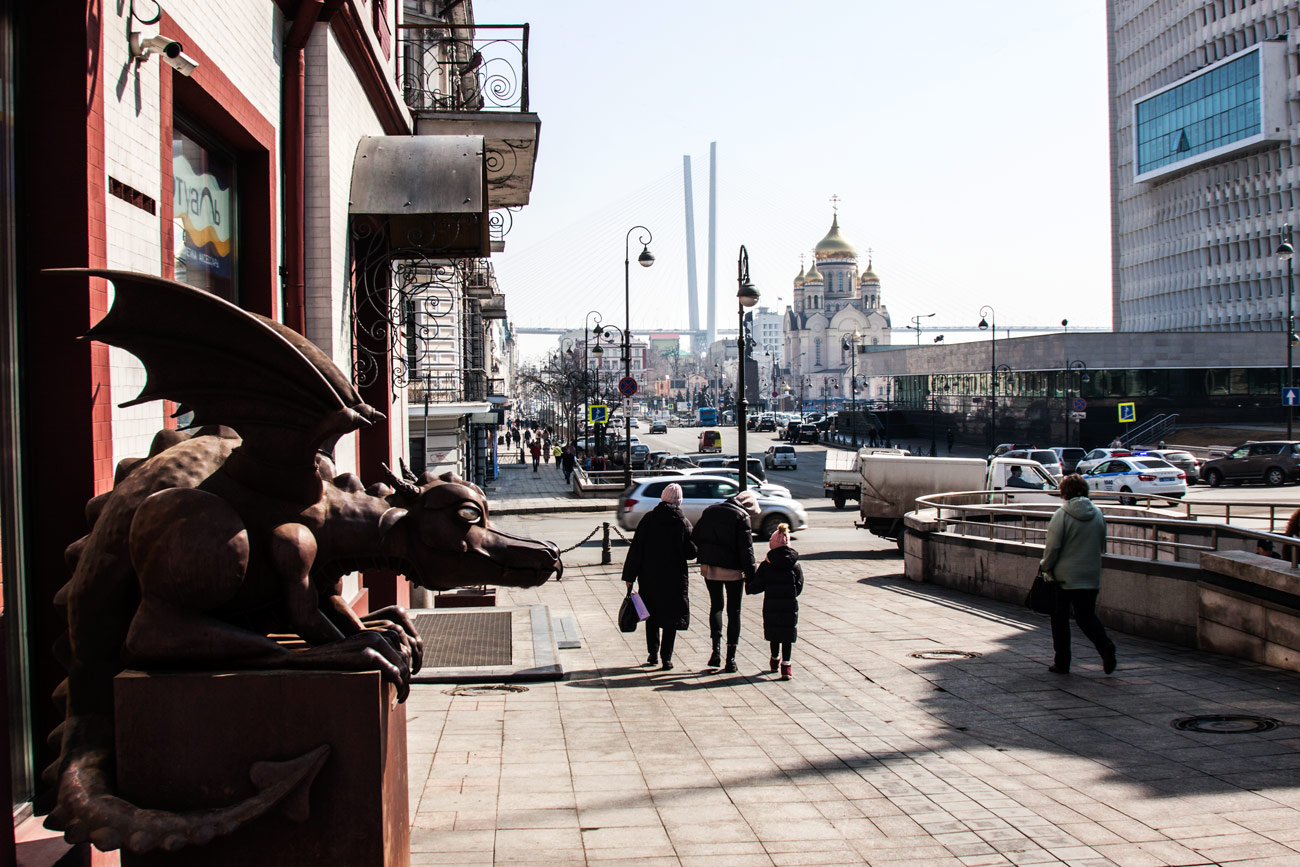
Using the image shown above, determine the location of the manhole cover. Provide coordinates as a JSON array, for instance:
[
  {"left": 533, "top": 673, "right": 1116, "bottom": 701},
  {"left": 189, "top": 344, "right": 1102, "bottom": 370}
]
[
  {"left": 1171, "top": 715, "right": 1282, "bottom": 734},
  {"left": 443, "top": 684, "right": 529, "bottom": 697},
  {"left": 909, "top": 650, "right": 982, "bottom": 661}
]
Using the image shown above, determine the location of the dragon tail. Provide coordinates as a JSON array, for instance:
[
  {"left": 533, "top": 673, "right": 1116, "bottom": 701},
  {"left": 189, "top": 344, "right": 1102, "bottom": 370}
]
[{"left": 44, "top": 732, "right": 329, "bottom": 853}]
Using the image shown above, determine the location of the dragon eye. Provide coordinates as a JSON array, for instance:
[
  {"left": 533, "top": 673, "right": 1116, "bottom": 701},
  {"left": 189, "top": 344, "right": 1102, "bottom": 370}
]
[{"left": 456, "top": 505, "right": 483, "bottom": 524}]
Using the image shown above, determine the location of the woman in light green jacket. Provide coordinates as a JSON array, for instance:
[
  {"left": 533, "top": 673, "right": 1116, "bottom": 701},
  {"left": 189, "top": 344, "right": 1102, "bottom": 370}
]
[{"left": 1039, "top": 474, "right": 1117, "bottom": 675}]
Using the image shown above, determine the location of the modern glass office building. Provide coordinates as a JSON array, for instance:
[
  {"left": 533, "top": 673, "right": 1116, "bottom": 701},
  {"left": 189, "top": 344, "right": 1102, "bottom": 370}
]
[{"left": 1109, "top": 2, "right": 1298, "bottom": 331}]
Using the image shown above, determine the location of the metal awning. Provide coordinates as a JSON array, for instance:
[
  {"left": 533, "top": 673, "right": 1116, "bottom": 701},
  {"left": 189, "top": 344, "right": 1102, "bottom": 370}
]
[
  {"left": 413, "top": 113, "right": 541, "bottom": 209},
  {"left": 407, "top": 401, "right": 493, "bottom": 419},
  {"left": 349, "top": 135, "right": 490, "bottom": 257}
]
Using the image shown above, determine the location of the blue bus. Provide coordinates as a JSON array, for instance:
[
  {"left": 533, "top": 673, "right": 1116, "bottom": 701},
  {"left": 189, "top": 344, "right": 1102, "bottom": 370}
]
[{"left": 696, "top": 406, "right": 717, "bottom": 426}]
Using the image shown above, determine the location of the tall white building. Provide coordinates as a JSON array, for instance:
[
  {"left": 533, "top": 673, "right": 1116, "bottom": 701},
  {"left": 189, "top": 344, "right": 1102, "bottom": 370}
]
[{"left": 1109, "top": 1, "right": 1298, "bottom": 332}]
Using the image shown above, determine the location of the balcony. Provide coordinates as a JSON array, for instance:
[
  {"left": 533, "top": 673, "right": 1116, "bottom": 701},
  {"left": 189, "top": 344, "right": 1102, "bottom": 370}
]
[{"left": 398, "top": 24, "right": 540, "bottom": 210}]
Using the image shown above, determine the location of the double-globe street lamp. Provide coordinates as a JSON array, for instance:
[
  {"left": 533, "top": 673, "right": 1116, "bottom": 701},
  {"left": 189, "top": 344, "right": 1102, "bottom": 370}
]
[
  {"left": 841, "top": 329, "right": 862, "bottom": 447},
  {"left": 623, "top": 226, "right": 655, "bottom": 487},
  {"left": 1276, "top": 225, "right": 1296, "bottom": 439},
  {"left": 735, "top": 245, "right": 760, "bottom": 491},
  {"left": 1065, "top": 360, "right": 1089, "bottom": 447},
  {"left": 592, "top": 322, "right": 623, "bottom": 462},
  {"left": 978, "top": 306, "right": 997, "bottom": 449}
]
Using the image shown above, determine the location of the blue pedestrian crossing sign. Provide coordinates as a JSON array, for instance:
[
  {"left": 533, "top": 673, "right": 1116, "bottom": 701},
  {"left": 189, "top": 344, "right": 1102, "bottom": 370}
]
[
  {"left": 1284, "top": 387, "right": 1300, "bottom": 407},
  {"left": 588, "top": 404, "right": 609, "bottom": 424},
  {"left": 1117, "top": 402, "right": 1137, "bottom": 423}
]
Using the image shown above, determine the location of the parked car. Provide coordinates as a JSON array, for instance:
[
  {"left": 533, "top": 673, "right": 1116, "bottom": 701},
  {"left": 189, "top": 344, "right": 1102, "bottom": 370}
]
[
  {"left": 698, "top": 429, "right": 723, "bottom": 453},
  {"left": 1083, "top": 456, "right": 1186, "bottom": 503},
  {"left": 660, "top": 454, "right": 698, "bottom": 469},
  {"left": 1136, "top": 449, "right": 1200, "bottom": 484},
  {"left": 789, "top": 424, "right": 818, "bottom": 444},
  {"left": 1075, "top": 447, "right": 1132, "bottom": 474},
  {"left": 1004, "top": 449, "right": 1064, "bottom": 479},
  {"left": 988, "top": 442, "right": 1037, "bottom": 461},
  {"left": 678, "top": 467, "right": 791, "bottom": 500},
  {"left": 764, "top": 444, "right": 798, "bottom": 470},
  {"left": 616, "top": 474, "right": 808, "bottom": 538},
  {"left": 647, "top": 450, "right": 670, "bottom": 468},
  {"left": 649, "top": 420, "right": 668, "bottom": 434},
  {"left": 1199, "top": 441, "right": 1300, "bottom": 487},
  {"left": 724, "top": 456, "right": 767, "bottom": 482},
  {"left": 1050, "top": 447, "right": 1087, "bottom": 474}
]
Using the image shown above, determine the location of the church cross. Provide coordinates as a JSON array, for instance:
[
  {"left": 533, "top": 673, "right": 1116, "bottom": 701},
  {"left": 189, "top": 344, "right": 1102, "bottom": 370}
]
[{"left": 829, "top": 194, "right": 841, "bottom": 213}]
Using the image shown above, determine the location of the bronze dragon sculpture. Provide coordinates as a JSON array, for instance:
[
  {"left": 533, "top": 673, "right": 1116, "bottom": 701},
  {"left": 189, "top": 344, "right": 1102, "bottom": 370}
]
[{"left": 42, "top": 269, "right": 562, "bottom": 854}]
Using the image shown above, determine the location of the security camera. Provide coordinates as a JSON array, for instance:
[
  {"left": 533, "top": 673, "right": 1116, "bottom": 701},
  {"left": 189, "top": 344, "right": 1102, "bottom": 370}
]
[{"left": 128, "top": 32, "right": 199, "bottom": 77}]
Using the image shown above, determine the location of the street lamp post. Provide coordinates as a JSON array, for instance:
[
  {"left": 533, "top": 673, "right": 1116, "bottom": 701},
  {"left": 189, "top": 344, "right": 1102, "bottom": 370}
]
[
  {"left": 736, "top": 245, "right": 760, "bottom": 491},
  {"left": 1066, "top": 360, "right": 1088, "bottom": 447},
  {"left": 978, "top": 306, "right": 997, "bottom": 449},
  {"left": 907, "top": 312, "right": 936, "bottom": 346},
  {"left": 623, "top": 226, "right": 654, "bottom": 487},
  {"left": 1277, "top": 225, "right": 1295, "bottom": 439},
  {"left": 842, "top": 329, "right": 861, "bottom": 447},
  {"left": 593, "top": 322, "right": 623, "bottom": 464}
]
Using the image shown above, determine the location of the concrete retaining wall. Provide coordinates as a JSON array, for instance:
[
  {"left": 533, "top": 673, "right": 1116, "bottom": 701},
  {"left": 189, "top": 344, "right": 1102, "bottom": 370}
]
[{"left": 905, "top": 513, "right": 1300, "bottom": 670}]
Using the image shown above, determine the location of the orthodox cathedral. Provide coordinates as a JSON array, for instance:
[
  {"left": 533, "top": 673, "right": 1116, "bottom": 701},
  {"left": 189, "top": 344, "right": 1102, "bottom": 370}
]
[{"left": 783, "top": 212, "right": 891, "bottom": 408}]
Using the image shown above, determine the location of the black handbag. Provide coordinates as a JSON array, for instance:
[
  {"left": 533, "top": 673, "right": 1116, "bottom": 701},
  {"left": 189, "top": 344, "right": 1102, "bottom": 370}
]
[
  {"left": 618, "top": 588, "right": 639, "bottom": 633},
  {"left": 1025, "top": 571, "right": 1057, "bottom": 615}
]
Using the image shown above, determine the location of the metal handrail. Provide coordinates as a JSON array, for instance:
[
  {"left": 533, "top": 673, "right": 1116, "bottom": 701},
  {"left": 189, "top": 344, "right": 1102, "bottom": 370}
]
[{"left": 911, "top": 490, "right": 1300, "bottom": 568}]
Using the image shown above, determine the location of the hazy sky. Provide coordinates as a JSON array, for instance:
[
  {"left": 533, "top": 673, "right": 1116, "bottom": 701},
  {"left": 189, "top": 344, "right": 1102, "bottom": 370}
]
[{"left": 478, "top": 1, "right": 1111, "bottom": 358}]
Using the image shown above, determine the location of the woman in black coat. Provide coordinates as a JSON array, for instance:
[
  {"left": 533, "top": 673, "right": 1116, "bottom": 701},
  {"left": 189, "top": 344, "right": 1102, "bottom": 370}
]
[
  {"left": 691, "top": 490, "right": 760, "bottom": 672},
  {"left": 747, "top": 523, "right": 803, "bottom": 680},
  {"left": 622, "top": 483, "right": 697, "bottom": 670}
]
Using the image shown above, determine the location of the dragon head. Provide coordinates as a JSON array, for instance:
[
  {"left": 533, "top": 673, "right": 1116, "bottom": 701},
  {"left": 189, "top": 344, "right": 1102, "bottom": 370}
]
[{"left": 378, "top": 466, "right": 562, "bottom": 588}]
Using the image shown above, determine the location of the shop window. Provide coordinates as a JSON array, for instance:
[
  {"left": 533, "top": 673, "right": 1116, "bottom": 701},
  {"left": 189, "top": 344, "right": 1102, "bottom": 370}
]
[{"left": 173, "top": 121, "right": 237, "bottom": 303}]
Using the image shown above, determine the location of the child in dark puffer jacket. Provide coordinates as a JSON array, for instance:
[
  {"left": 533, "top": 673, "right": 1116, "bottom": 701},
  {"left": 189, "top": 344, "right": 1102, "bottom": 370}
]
[{"left": 747, "top": 523, "right": 804, "bottom": 680}]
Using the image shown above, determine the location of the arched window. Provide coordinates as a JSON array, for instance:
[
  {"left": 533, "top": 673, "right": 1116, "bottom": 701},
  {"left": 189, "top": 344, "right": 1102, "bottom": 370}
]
[
  {"left": 815, "top": 338, "right": 822, "bottom": 366},
  {"left": 837, "top": 272, "right": 844, "bottom": 293}
]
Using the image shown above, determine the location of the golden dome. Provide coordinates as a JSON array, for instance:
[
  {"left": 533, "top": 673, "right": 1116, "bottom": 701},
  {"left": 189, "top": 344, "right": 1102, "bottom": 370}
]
[
  {"left": 793, "top": 265, "right": 806, "bottom": 287},
  {"left": 814, "top": 214, "right": 857, "bottom": 259},
  {"left": 860, "top": 258, "right": 880, "bottom": 284},
  {"left": 803, "top": 260, "right": 824, "bottom": 284}
]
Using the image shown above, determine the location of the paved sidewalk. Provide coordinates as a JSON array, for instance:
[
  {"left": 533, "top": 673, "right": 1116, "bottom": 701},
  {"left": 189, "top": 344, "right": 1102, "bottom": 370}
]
[
  {"left": 407, "top": 552, "right": 1300, "bottom": 866},
  {"left": 486, "top": 460, "right": 617, "bottom": 516}
]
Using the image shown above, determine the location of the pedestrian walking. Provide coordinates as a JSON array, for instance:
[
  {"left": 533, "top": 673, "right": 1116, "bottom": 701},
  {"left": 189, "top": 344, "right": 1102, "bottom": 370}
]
[
  {"left": 691, "top": 489, "right": 760, "bottom": 672},
  {"left": 553, "top": 442, "right": 563, "bottom": 468},
  {"left": 1039, "top": 473, "right": 1117, "bottom": 675},
  {"left": 529, "top": 439, "right": 541, "bottom": 472},
  {"left": 561, "top": 445, "right": 576, "bottom": 483},
  {"left": 946, "top": 427, "right": 955, "bottom": 453},
  {"left": 623, "top": 483, "right": 697, "bottom": 671},
  {"left": 1109, "top": 435, "right": 1123, "bottom": 448},
  {"left": 746, "top": 523, "right": 803, "bottom": 680}
]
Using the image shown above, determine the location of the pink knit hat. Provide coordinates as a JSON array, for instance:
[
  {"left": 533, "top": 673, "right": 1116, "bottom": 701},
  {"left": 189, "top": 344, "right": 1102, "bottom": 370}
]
[
  {"left": 661, "top": 483, "right": 683, "bottom": 505},
  {"left": 768, "top": 523, "right": 790, "bottom": 549}
]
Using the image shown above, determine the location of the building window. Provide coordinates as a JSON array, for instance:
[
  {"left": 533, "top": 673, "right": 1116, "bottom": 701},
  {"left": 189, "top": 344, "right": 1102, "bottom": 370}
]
[
  {"left": 173, "top": 121, "right": 237, "bottom": 302},
  {"left": 814, "top": 338, "right": 822, "bottom": 366}
]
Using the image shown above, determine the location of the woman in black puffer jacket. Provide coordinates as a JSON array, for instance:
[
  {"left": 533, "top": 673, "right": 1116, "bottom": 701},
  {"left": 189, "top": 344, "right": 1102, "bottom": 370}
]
[
  {"left": 623, "top": 483, "right": 697, "bottom": 670},
  {"left": 748, "top": 523, "right": 803, "bottom": 680},
  {"left": 691, "top": 490, "right": 760, "bottom": 672}
]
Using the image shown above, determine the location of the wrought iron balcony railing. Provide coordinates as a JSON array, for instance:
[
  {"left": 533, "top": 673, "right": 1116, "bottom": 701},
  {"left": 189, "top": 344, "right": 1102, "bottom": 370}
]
[{"left": 397, "top": 24, "right": 529, "bottom": 113}]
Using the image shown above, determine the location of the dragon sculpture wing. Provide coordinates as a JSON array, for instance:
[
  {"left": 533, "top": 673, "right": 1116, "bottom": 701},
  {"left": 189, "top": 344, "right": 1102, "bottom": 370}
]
[{"left": 52, "top": 268, "right": 385, "bottom": 500}]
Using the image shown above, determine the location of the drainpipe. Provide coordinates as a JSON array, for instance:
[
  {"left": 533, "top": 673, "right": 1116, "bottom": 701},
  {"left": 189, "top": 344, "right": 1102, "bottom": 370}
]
[{"left": 282, "top": 0, "right": 326, "bottom": 335}]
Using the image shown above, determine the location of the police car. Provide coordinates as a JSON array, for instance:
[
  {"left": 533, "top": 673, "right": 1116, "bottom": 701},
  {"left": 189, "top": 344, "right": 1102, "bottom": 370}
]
[
  {"left": 1083, "top": 456, "right": 1186, "bottom": 504},
  {"left": 1076, "top": 447, "right": 1132, "bottom": 474}
]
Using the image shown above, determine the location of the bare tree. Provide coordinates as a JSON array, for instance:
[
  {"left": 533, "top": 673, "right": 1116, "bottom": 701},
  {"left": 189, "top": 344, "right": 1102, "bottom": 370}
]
[{"left": 518, "top": 348, "right": 587, "bottom": 442}]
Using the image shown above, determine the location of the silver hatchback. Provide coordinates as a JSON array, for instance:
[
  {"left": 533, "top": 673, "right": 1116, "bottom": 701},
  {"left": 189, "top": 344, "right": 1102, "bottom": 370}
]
[{"left": 616, "top": 475, "right": 808, "bottom": 539}]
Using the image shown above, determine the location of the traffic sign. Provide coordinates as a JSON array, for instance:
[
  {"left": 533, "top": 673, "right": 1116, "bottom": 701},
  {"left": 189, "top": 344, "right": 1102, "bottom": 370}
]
[
  {"left": 1071, "top": 411, "right": 1087, "bottom": 421},
  {"left": 588, "top": 404, "right": 609, "bottom": 424},
  {"left": 1284, "top": 387, "right": 1300, "bottom": 407},
  {"left": 617, "top": 376, "right": 638, "bottom": 397},
  {"left": 1072, "top": 397, "right": 1087, "bottom": 411},
  {"left": 1117, "top": 402, "right": 1136, "bottom": 423}
]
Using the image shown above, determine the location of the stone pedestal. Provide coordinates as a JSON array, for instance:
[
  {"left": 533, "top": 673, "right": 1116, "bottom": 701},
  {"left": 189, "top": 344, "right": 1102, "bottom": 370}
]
[{"left": 115, "top": 669, "right": 408, "bottom": 866}]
